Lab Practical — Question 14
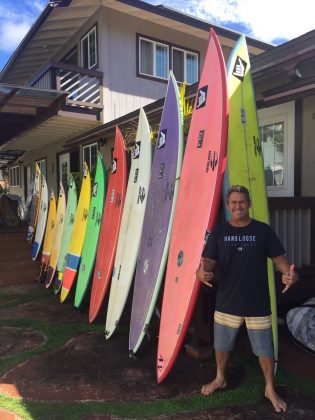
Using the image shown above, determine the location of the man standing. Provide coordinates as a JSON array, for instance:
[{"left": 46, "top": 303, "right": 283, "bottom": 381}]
[{"left": 196, "top": 185, "right": 298, "bottom": 413}]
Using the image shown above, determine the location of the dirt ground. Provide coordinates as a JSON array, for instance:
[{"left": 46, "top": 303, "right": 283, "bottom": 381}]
[{"left": 1, "top": 282, "right": 315, "bottom": 419}]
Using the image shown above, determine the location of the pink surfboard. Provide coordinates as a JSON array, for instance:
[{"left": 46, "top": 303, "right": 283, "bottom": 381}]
[
  {"left": 156, "top": 29, "right": 228, "bottom": 383},
  {"left": 89, "top": 127, "right": 127, "bottom": 323}
]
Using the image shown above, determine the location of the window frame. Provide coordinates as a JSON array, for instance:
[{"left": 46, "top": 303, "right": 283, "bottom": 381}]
[
  {"left": 9, "top": 165, "right": 21, "bottom": 187},
  {"left": 137, "top": 33, "right": 199, "bottom": 84},
  {"left": 82, "top": 142, "right": 98, "bottom": 176},
  {"left": 171, "top": 46, "right": 199, "bottom": 85},
  {"left": 258, "top": 101, "right": 295, "bottom": 197},
  {"left": 80, "top": 25, "right": 98, "bottom": 70},
  {"left": 138, "top": 35, "right": 169, "bottom": 81}
]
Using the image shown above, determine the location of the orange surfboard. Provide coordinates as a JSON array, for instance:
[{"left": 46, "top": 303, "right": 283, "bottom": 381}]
[
  {"left": 156, "top": 29, "right": 228, "bottom": 383},
  {"left": 89, "top": 127, "right": 127, "bottom": 323}
]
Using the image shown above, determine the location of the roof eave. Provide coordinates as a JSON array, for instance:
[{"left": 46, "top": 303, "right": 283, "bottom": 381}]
[{"left": 0, "top": 1, "right": 73, "bottom": 81}]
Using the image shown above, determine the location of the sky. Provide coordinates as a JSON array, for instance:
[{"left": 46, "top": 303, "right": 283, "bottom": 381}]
[{"left": 0, "top": 0, "right": 314, "bottom": 72}]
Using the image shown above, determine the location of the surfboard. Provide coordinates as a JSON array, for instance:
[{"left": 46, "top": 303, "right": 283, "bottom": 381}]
[
  {"left": 40, "top": 189, "right": 56, "bottom": 277},
  {"left": 223, "top": 35, "right": 278, "bottom": 369},
  {"left": 129, "top": 72, "right": 183, "bottom": 354},
  {"left": 54, "top": 174, "right": 77, "bottom": 295},
  {"left": 27, "top": 163, "right": 42, "bottom": 242},
  {"left": 156, "top": 29, "right": 228, "bottom": 384},
  {"left": 105, "top": 108, "right": 152, "bottom": 339},
  {"left": 45, "top": 183, "right": 66, "bottom": 288},
  {"left": 74, "top": 152, "right": 106, "bottom": 308},
  {"left": 286, "top": 297, "right": 315, "bottom": 356},
  {"left": 32, "top": 174, "right": 48, "bottom": 260},
  {"left": 89, "top": 127, "right": 127, "bottom": 323},
  {"left": 60, "top": 163, "right": 91, "bottom": 303}
]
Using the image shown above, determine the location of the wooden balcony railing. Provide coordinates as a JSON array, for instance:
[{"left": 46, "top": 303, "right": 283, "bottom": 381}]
[{"left": 28, "top": 62, "right": 103, "bottom": 117}]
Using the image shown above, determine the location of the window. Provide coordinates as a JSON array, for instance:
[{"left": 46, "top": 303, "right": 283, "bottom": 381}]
[
  {"left": 83, "top": 143, "right": 98, "bottom": 177},
  {"left": 81, "top": 26, "right": 97, "bottom": 69},
  {"left": 260, "top": 122, "right": 285, "bottom": 187},
  {"left": 9, "top": 166, "right": 20, "bottom": 187},
  {"left": 139, "top": 37, "right": 168, "bottom": 79},
  {"left": 172, "top": 47, "right": 198, "bottom": 84},
  {"left": 138, "top": 35, "right": 199, "bottom": 84},
  {"left": 258, "top": 102, "right": 295, "bottom": 197},
  {"left": 36, "top": 158, "right": 47, "bottom": 181}
]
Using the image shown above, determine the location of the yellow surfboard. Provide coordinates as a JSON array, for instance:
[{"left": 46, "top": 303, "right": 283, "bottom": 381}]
[
  {"left": 45, "top": 183, "right": 66, "bottom": 288},
  {"left": 224, "top": 35, "right": 278, "bottom": 369},
  {"left": 60, "top": 163, "right": 91, "bottom": 303}
]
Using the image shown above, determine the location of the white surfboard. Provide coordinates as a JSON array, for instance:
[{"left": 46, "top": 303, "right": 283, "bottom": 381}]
[
  {"left": 32, "top": 174, "right": 48, "bottom": 260},
  {"left": 105, "top": 108, "right": 152, "bottom": 339},
  {"left": 27, "top": 163, "right": 42, "bottom": 242}
]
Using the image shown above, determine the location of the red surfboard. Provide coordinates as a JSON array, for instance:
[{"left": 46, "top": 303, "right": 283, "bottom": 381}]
[
  {"left": 89, "top": 127, "right": 127, "bottom": 323},
  {"left": 156, "top": 29, "right": 228, "bottom": 383}
]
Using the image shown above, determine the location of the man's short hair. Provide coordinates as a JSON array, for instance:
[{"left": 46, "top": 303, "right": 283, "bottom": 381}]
[{"left": 226, "top": 185, "right": 251, "bottom": 202}]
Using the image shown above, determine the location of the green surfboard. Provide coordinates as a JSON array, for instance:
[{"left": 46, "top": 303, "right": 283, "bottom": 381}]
[
  {"left": 54, "top": 173, "right": 78, "bottom": 295},
  {"left": 224, "top": 35, "right": 278, "bottom": 371},
  {"left": 74, "top": 152, "right": 107, "bottom": 308}
]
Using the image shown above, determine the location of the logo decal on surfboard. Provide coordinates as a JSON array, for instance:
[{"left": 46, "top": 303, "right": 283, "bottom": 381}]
[
  {"left": 159, "top": 163, "right": 165, "bottom": 179},
  {"left": 134, "top": 168, "right": 139, "bottom": 183},
  {"left": 133, "top": 142, "right": 141, "bottom": 159},
  {"left": 93, "top": 182, "right": 98, "bottom": 197},
  {"left": 96, "top": 212, "right": 102, "bottom": 225},
  {"left": 143, "top": 259, "right": 149, "bottom": 275},
  {"left": 253, "top": 135, "right": 262, "bottom": 156},
  {"left": 232, "top": 56, "right": 247, "bottom": 81},
  {"left": 197, "top": 130, "right": 205, "bottom": 148},
  {"left": 111, "top": 158, "right": 117, "bottom": 173},
  {"left": 158, "top": 129, "right": 167, "bottom": 149},
  {"left": 137, "top": 187, "right": 146, "bottom": 204},
  {"left": 177, "top": 250, "right": 184, "bottom": 267},
  {"left": 196, "top": 86, "right": 208, "bottom": 109},
  {"left": 82, "top": 208, "right": 88, "bottom": 221},
  {"left": 91, "top": 206, "right": 96, "bottom": 220},
  {"left": 157, "top": 355, "right": 164, "bottom": 370},
  {"left": 206, "top": 151, "right": 219, "bottom": 173}
]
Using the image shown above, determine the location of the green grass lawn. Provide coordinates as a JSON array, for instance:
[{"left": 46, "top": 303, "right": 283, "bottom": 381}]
[{"left": 0, "top": 289, "right": 314, "bottom": 419}]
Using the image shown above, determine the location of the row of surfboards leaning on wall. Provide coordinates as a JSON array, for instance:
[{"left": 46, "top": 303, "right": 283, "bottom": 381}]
[{"left": 25, "top": 28, "right": 280, "bottom": 384}]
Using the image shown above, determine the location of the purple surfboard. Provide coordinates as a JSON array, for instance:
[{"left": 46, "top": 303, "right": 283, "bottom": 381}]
[{"left": 129, "top": 71, "right": 183, "bottom": 353}]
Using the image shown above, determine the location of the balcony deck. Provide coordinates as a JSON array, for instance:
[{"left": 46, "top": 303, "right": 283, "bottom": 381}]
[{"left": 29, "top": 62, "right": 104, "bottom": 120}]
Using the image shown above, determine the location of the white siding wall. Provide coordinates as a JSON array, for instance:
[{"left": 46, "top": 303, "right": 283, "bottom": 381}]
[{"left": 99, "top": 8, "right": 208, "bottom": 122}]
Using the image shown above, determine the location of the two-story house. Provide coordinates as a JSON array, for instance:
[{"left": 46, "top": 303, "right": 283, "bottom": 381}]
[{"left": 0, "top": 0, "right": 270, "bottom": 196}]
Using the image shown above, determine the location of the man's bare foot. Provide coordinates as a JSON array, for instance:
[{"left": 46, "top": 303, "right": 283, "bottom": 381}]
[
  {"left": 265, "top": 387, "right": 287, "bottom": 412},
  {"left": 201, "top": 378, "right": 227, "bottom": 396}
]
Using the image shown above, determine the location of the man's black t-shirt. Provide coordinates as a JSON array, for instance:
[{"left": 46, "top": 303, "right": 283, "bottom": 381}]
[{"left": 202, "top": 219, "right": 285, "bottom": 317}]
